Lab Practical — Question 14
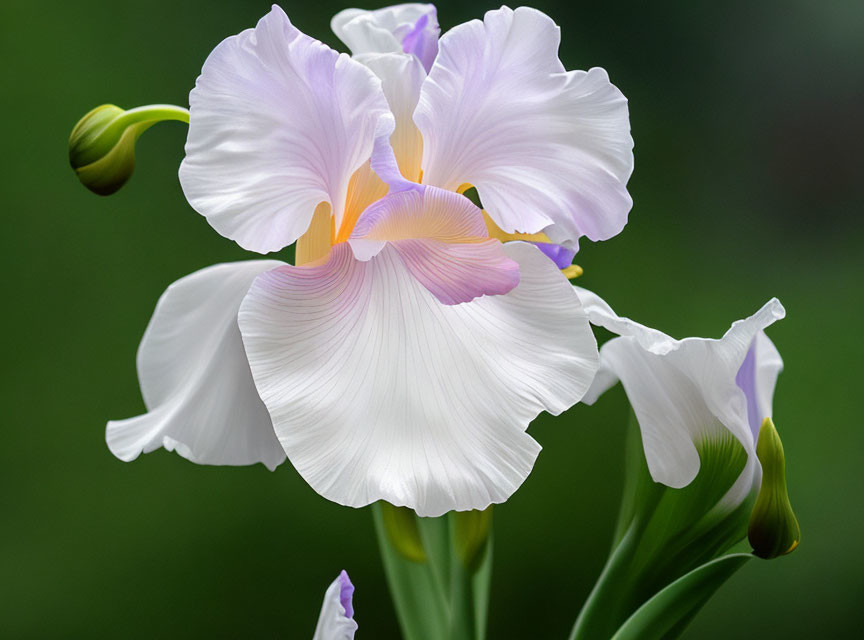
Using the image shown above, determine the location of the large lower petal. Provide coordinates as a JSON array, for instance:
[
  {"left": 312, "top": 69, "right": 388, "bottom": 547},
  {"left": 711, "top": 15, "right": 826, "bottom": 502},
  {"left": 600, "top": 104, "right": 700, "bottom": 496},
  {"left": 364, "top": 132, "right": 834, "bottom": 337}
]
[
  {"left": 107, "top": 261, "right": 286, "bottom": 470},
  {"left": 179, "top": 6, "right": 392, "bottom": 253},
  {"left": 577, "top": 286, "right": 785, "bottom": 490},
  {"left": 415, "top": 6, "right": 633, "bottom": 245},
  {"left": 239, "top": 242, "right": 598, "bottom": 516}
]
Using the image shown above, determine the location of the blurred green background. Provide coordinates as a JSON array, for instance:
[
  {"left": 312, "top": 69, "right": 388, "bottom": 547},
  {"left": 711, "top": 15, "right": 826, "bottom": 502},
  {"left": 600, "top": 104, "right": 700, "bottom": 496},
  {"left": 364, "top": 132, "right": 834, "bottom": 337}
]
[{"left": 2, "top": 0, "right": 861, "bottom": 637}]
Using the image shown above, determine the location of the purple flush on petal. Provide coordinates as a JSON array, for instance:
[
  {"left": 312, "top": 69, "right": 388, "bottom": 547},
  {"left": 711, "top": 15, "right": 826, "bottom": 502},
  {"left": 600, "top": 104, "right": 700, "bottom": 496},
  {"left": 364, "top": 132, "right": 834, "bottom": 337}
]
[
  {"left": 401, "top": 14, "right": 438, "bottom": 73},
  {"left": 735, "top": 341, "right": 762, "bottom": 445},
  {"left": 338, "top": 570, "right": 355, "bottom": 619},
  {"left": 532, "top": 242, "right": 577, "bottom": 270}
]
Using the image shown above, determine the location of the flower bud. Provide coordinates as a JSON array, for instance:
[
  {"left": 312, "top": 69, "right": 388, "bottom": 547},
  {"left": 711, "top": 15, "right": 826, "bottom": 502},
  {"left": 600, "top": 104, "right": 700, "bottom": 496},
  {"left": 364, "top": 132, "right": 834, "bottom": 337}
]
[
  {"left": 748, "top": 418, "right": 800, "bottom": 559},
  {"left": 68, "top": 104, "right": 189, "bottom": 196}
]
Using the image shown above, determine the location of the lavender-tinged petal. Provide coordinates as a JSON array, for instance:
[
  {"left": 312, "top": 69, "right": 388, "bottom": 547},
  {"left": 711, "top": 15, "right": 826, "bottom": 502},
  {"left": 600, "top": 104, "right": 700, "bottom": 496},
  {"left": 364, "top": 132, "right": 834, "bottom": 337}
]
[
  {"left": 531, "top": 242, "right": 577, "bottom": 269},
  {"left": 332, "top": 4, "right": 440, "bottom": 68},
  {"left": 402, "top": 13, "right": 439, "bottom": 72},
  {"left": 350, "top": 187, "right": 519, "bottom": 304},
  {"left": 179, "top": 6, "right": 392, "bottom": 253},
  {"left": 736, "top": 341, "right": 762, "bottom": 443},
  {"left": 369, "top": 118, "right": 423, "bottom": 194},
  {"left": 338, "top": 570, "right": 355, "bottom": 620},
  {"left": 736, "top": 331, "right": 784, "bottom": 446},
  {"left": 312, "top": 571, "right": 358, "bottom": 639},
  {"left": 416, "top": 6, "right": 633, "bottom": 246}
]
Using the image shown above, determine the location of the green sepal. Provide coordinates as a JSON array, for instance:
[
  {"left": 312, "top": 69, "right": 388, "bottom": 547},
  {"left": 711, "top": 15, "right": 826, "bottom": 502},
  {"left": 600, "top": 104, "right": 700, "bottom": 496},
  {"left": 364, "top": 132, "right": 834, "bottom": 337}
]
[{"left": 611, "top": 553, "right": 752, "bottom": 640}]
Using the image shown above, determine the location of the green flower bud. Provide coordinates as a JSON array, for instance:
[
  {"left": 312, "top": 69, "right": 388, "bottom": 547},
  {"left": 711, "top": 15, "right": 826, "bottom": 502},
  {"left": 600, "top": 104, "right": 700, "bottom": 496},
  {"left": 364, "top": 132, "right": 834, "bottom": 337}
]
[
  {"left": 68, "top": 104, "right": 189, "bottom": 196},
  {"left": 748, "top": 418, "right": 801, "bottom": 559}
]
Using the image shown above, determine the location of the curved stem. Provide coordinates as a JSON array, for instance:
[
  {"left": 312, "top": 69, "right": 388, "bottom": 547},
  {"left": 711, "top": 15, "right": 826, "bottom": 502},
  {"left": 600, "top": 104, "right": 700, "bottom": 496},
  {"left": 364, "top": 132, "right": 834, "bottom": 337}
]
[
  {"left": 112, "top": 104, "right": 190, "bottom": 127},
  {"left": 98, "top": 104, "right": 189, "bottom": 148}
]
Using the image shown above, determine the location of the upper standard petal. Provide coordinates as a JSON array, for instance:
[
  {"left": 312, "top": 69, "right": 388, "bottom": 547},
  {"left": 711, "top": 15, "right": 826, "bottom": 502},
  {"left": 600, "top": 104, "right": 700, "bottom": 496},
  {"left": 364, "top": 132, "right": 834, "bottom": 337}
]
[
  {"left": 332, "top": 3, "right": 439, "bottom": 71},
  {"left": 179, "top": 5, "right": 392, "bottom": 253},
  {"left": 415, "top": 6, "right": 633, "bottom": 246}
]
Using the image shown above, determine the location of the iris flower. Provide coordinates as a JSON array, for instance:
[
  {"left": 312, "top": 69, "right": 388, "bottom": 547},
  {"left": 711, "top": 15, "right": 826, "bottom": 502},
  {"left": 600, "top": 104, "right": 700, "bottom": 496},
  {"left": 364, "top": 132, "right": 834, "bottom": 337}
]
[
  {"left": 577, "top": 288, "right": 786, "bottom": 507},
  {"left": 107, "top": 4, "right": 634, "bottom": 517}
]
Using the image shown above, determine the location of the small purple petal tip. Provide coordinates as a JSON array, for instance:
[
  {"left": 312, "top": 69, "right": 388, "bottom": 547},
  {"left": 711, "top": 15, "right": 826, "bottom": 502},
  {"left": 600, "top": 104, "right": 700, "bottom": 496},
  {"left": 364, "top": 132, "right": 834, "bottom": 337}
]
[
  {"left": 735, "top": 340, "right": 761, "bottom": 444},
  {"left": 532, "top": 242, "right": 577, "bottom": 269},
  {"left": 338, "top": 570, "right": 355, "bottom": 619},
  {"left": 401, "top": 13, "right": 438, "bottom": 72}
]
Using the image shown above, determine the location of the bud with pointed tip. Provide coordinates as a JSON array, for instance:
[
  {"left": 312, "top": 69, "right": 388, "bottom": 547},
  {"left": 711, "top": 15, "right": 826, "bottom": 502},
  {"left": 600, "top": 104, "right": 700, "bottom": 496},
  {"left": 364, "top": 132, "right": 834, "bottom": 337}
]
[
  {"left": 748, "top": 418, "right": 800, "bottom": 559},
  {"left": 68, "top": 104, "right": 189, "bottom": 196}
]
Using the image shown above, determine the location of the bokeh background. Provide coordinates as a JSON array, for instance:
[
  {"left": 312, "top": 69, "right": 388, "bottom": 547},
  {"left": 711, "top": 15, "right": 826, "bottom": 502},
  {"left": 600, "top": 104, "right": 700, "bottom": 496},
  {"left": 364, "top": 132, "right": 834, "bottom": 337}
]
[{"left": 2, "top": 0, "right": 862, "bottom": 637}]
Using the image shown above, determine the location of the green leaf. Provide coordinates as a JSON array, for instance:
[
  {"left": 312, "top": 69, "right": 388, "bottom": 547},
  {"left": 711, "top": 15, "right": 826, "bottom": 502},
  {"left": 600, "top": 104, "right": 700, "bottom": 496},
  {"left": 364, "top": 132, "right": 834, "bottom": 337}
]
[{"left": 611, "top": 553, "right": 752, "bottom": 640}]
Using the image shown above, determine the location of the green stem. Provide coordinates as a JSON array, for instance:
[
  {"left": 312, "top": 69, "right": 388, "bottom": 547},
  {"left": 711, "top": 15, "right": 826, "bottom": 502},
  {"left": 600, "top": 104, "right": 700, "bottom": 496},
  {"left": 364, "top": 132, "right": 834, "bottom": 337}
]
[
  {"left": 106, "top": 104, "right": 189, "bottom": 135},
  {"left": 372, "top": 503, "right": 449, "bottom": 640},
  {"left": 70, "top": 103, "right": 189, "bottom": 167},
  {"left": 91, "top": 104, "right": 190, "bottom": 161},
  {"left": 448, "top": 510, "right": 493, "bottom": 640},
  {"left": 372, "top": 504, "right": 493, "bottom": 640}
]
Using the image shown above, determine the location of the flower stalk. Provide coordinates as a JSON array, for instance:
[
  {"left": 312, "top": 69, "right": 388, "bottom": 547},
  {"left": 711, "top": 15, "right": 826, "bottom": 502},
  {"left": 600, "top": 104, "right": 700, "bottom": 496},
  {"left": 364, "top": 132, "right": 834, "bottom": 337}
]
[
  {"left": 570, "top": 418, "right": 755, "bottom": 640},
  {"left": 372, "top": 502, "right": 493, "bottom": 640}
]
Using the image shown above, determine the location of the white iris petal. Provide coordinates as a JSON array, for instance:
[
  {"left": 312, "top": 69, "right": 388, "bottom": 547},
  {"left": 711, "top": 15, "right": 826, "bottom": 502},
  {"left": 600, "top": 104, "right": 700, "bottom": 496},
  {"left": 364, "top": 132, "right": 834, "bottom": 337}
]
[
  {"left": 107, "top": 261, "right": 286, "bottom": 470},
  {"left": 415, "top": 6, "right": 633, "bottom": 246}
]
